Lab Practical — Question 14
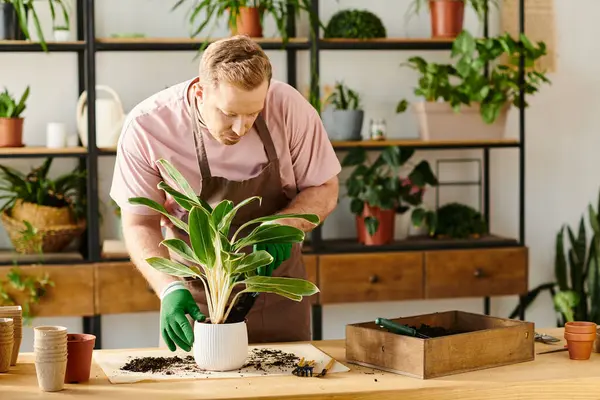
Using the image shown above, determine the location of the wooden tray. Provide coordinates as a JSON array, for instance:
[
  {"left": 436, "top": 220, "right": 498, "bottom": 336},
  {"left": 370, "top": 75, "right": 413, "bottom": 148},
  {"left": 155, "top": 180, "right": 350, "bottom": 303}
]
[{"left": 345, "top": 310, "right": 535, "bottom": 379}]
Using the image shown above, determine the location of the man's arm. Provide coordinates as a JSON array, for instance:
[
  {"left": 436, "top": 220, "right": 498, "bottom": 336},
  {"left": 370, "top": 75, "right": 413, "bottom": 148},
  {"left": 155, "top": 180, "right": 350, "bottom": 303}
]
[
  {"left": 121, "top": 209, "right": 180, "bottom": 297},
  {"left": 275, "top": 175, "right": 339, "bottom": 232}
]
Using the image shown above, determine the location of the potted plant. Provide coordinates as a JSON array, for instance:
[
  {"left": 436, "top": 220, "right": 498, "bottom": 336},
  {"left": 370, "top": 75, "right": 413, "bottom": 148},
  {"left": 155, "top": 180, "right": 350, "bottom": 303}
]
[
  {"left": 52, "top": 25, "right": 70, "bottom": 41},
  {"left": 0, "top": 86, "right": 29, "bottom": 148},
  {"left": 405, "top": 0, "right": 499, "bottom": 38},
  {"left": 342, "top": 146, "right": 437, "bottom": 246},
  {"left": 323, "top": 8, "right": 387, "bottom": 39},
  {"left": 172, "top": 0, "right": 321, "bottom": 50},
  {"left": 1, "top": 0, "right": 71, "bottom": 52},
  {"left": 396, "top": 30, "right": 550, "bottom": 141},
  {"left": 0, "top": 157, "right": 87, "bottom": 253},
  {"left": 321, "top": 81, "right": 364, "bottom": 141},
  {"left": 128, "top": 159, "right": 320, "bottom": 371}
]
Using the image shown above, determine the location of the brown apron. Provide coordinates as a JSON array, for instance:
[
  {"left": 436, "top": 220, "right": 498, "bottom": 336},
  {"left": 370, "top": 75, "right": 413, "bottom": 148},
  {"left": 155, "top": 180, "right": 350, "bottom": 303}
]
[{"left": 162, "top": 99, "right": 312, "bottom": 344}]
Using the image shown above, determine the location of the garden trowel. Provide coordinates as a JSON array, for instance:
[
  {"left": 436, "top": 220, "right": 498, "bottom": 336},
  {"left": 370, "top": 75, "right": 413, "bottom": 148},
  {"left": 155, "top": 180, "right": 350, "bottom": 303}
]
[{"left": 225, "top": 292, "right": 259, "bottom": 323}]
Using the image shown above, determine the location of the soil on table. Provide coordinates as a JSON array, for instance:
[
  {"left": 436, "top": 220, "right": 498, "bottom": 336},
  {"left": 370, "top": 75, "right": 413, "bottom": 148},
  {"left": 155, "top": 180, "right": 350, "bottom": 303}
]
[
  {"left": 119, "top": 348, "right": 300, "bottom": 376},
  {"left": 408, "top": 323, "right": 466, "bottom": 338}
]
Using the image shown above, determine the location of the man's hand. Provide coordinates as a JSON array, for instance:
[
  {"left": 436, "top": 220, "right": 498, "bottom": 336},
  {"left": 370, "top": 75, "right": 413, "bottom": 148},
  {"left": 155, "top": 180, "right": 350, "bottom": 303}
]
[
  {"left": 160, "top": 282, "right": 205, "bottom": 352},
  {"left": 254, "top": 243, "right": 292, "bottom": 276}
]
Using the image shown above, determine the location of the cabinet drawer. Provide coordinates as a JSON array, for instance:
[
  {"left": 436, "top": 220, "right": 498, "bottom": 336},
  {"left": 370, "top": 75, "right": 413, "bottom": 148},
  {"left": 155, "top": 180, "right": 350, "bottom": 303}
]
[
  {"left": 425, "top": 248, "right": 528, "bottom": 298},
  {"left": 94, "top": 262, "right": 160, "bottom": 314},
  {"left": 318, "top": 252, "right": 424, "bottom": 304}
]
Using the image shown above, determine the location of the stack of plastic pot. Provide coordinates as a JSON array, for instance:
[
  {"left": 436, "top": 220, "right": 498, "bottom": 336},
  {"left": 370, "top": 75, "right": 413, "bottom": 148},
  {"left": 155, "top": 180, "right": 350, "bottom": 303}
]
[
  {"left": 0, "top": 317, "right": 13, "bottom": 372},
  {"left": 34, "top": 326, "right": 68, "bottom": 392},
  {"left": 0, "top": 305, "right": 22, "bottom": 366},
  {"left": 564, "top": 321, "right": 597, "bottom": 360}
]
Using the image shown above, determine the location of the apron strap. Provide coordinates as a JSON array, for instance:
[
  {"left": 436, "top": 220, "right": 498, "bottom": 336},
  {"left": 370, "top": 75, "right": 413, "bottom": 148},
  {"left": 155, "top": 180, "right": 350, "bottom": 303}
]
[
  {"left": 255, "top": 114, "right": 278, "bottom": 162},
  {"left": 191, "top": 98, "right": 213, "bottom": 180}
]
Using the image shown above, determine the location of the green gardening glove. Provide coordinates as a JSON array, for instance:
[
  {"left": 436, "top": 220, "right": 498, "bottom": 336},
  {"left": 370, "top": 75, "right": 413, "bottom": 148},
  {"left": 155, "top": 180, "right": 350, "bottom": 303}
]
[
  {"left": 160, "top": 282, "right": 205, "bottom": 352},
  {"left": 253, "top": 243, "right": 292, "bottom": 276}
]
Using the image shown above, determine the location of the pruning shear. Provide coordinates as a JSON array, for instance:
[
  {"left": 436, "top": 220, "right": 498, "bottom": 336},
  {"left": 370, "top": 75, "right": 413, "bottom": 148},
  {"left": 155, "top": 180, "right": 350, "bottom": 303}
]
[{"left": 535, "top": 332, "right": 561, "bottom": 344}]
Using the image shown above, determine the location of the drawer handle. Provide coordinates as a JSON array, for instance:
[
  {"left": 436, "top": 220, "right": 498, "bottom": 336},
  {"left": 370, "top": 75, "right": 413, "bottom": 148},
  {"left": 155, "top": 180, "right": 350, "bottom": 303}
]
[
  {"left": 369, "top": 274, "right": 379, "bottom": 283},
  {"left": 473, "top": 268, "right": 486, "bottom": 278}
]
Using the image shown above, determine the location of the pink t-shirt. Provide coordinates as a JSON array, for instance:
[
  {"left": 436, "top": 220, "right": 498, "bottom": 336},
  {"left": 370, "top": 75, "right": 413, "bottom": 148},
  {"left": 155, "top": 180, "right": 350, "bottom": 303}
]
[{"left": 110, "top": 78, "right": 341, "bottom": 215}]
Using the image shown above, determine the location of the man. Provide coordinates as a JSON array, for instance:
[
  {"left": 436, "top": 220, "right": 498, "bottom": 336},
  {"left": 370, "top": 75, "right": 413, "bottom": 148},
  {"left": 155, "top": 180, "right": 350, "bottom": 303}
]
[{"left": 110, "top": 35, "right": 340, "bottom": 353}]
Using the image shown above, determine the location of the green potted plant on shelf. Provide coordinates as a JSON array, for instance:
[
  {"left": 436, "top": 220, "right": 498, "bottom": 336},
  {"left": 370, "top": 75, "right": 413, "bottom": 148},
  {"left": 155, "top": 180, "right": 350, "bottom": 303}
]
[
  {"left": 341, "top": 146, "right": 438, "bottom": 246},
  {"left": 0, "top": 86, "right": 29, "bottom": 148},
  {"left": 1, "top": 0, "right": 71, "bottom": 52},
  {"left": 396, "top": 30, "right": 550, "bottom": 141},
  {"left": 405, "top": 0, "right": 499, "bottom": 39},
  {"left": 171, "top": 0, "right": 322, "bottom": 50},
  {"left": 323, "top": 8, "right": 387, "bottom": 39},
  {"left": 128, "top": 158, "right": 320, "bottom": 371},
  {"left": 0, "top": 157, "right": 87, "bottom": 254},
  {"left": 321, "top": 81, "right": 364, "bottom": 141}
]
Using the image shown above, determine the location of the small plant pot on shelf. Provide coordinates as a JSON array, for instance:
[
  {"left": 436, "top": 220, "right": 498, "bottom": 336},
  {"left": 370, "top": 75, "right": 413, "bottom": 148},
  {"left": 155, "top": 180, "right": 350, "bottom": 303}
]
[
  {"left": 564, "top": 331, "right": 596, "bottom": 360},
  {"left": 0, "top": 117, "right": 24, "bottom": 147},
  {"left": 356, "top": 205, "right": 395, "bottom": 246},
  {"left": 53, "top": 29, "right": 70, "bottom": 42},
  {"left": 429, "top": 0, "right": 465, "bottom": 39},
  {"left": 230, "top": 7, "right": 263, "bottom": 37},
  {"left": 412, "top": 102, "right": 509, "bottom": 141},
  {"left": 193, "top": 320, "right": 248, "bottom": 371},
  {"left": 65, "top": 334, "right": 96, "bottom": 383},
  {"left": 322, "top": 108, "right": 364, "bottom": 141}
]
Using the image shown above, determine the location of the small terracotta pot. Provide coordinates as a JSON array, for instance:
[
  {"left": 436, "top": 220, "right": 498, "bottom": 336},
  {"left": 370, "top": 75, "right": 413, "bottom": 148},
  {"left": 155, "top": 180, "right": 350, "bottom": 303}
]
[
  {"left": 356, "top": 205, "right": 395, "bottom": 246},
  {"left": 564, "top": 331, "right": 596, "bottom": 360},
  {"left": 231, "top": 7, "right": 263, "bottom": 38},
  {"left": 565, "top": 321, "right": 597, "bottom": 334},
  {"left": 65, "top": 333, "right": 95, "bottom": 383},
  {"left": 429, "top": 0, "right": 465, "bottom": 39},
  {"left": 0, "top": 117, "right": 24, "bottom": 147}
]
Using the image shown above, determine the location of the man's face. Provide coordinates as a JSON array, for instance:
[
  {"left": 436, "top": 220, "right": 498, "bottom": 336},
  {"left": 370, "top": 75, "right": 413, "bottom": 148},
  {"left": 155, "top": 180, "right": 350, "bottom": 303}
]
[{"left": 193, "top": 79, "right": 268, "bottom": 146}]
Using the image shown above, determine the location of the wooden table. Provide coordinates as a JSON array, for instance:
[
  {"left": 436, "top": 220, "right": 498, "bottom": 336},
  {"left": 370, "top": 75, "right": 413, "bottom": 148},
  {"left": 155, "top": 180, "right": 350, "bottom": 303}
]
[{"left": 2, "top": 328, "right": 599, "bottom": 399}]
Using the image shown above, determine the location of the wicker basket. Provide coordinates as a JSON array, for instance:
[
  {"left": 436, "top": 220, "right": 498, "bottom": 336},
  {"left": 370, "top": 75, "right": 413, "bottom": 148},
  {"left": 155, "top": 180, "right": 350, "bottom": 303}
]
[
  {"left": 10, "top": 200, "right": 74, "bottom": 226},
  {"left": 1, "top": 208, "right": 86, "bottom": 254}
]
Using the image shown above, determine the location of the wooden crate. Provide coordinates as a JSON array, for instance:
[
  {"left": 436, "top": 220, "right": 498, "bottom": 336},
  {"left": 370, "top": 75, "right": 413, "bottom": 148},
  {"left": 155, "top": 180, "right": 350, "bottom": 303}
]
[{"left": 345, "top": 310, "right": 535, "bottom": 379}]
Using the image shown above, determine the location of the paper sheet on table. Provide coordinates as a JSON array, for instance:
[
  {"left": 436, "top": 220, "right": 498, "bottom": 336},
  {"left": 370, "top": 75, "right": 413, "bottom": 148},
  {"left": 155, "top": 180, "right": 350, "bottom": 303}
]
[{"left": 94, "top": 343, "right": 350, "bottom": 384}]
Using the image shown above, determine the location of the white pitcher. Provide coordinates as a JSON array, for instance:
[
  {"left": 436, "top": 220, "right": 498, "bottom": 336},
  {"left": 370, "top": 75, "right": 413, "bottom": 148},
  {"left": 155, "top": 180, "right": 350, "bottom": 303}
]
[{"left": 76, "top": 85, "right": 126, "bottom": 148}]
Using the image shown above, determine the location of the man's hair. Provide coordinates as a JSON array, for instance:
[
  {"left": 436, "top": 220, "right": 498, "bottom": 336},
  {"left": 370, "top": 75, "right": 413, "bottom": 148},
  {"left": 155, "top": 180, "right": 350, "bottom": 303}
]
[{"left": 199, "top": 35, "right": 272, "bottom": 91}]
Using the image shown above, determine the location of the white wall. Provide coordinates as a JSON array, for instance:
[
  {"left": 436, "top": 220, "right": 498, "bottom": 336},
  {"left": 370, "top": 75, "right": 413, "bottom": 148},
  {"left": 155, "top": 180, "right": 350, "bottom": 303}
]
[{"left": 1, "top": 0, "right": 597, "bottom": 350}]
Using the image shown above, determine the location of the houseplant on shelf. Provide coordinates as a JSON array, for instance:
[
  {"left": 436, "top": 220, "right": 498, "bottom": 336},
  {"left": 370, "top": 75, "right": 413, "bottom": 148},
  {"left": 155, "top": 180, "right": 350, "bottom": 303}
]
[
  {"left": 128, "top": 158, "right": 320, "bottom": 371},
  {"left": 0, "top": 157, "right": 87, "bottom": 253},
  {"left": 0, "top": 0, "right": 71, "bottom": 52},
  {"left": 396, "top": 30, "right": 550, "bottom": 141},
  {"left": 323, "top": 8, "right": 386, "bottom": 39},
  {"left": 0, "top": 86, "right": 29, "bottom": 148},
  {"left": 321, "top": 81, "right": 364, "bottom": 141},
  {"left": 342, "top": 146, "right": 437, "bottom": 246},
  {"left": 405, "top": 0, "right": 499, "bottom": 39},
  {"left": 171, "top": 0, "right": 321, "bottom": 50}
]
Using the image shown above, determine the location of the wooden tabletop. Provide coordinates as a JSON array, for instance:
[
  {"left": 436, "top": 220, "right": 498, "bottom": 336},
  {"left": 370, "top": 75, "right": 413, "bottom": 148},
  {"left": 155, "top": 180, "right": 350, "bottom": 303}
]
[{"left": 2, "top": 328, "right": 599, "bottom": 399}]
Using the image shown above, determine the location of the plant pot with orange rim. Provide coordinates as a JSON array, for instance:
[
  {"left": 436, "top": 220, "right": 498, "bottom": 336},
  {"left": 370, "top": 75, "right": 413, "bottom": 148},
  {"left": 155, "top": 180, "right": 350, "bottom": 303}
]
[
  {"left": 342, "top": 146, "right": 438, "bottom": 246},
  {"left": 0, "top": 86, "right": 30, "bottom": 148},
  {"left": 564, "top": 331, "right": 596, "bottom": 360},
  {"left": 230, "top": 6, "right": 263, "bottom": 38}
]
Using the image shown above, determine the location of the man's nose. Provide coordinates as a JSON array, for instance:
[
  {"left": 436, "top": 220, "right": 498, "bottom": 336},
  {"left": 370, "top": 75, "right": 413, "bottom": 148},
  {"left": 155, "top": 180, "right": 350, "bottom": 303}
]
[{"left": 232, "top": 116, "right": 244, "bottom": 136}]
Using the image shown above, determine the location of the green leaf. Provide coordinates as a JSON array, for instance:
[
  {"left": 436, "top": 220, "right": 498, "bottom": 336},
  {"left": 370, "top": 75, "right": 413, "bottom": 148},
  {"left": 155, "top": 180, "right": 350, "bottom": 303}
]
[
  {"left": 233, "top": 224, "right": 305, "bottom": 251},
  {"left": 242, "top": 276, "right": 319, "bottom": 299},
  {"left": 396, "top": 99, "right": 409, "bottom": 113},
  {"left": 589, "top": 203, "right": 600, "bottom": 236},
  {"left": 218, "top": 196, "right": 261, "bottom": 236},
  {"left": 411, "top": 207, "right": 426, "bottom": 227},
  {"left": 408, "top": 161, "right": 438, "bottom": 186},
  {"left": 128, "top": 197, "right": 189, "bottom": 233},
  {"left": 553, "top": 290, "right": 579, "bottom": 323},
  {"left": 157, "top": 182, "right": 197, "bottom": 211},
  {"left": 364, "top": 216, "right": 379, "bottom": 236},
  {"left": 145, "top": 257, "right": 200, "bottom": 278},
  {"left": 350, "top": 198, "right": 364, "bottom": 215},
  {"left": 232, "top": 250, "right": 273, "bottom": 275},
  {"left": 212, "top": 200, "right": 234, "bottom": 228},
  {"left": 233, "top": 213, "right": 319, "bottom": 241},
  {"left": 156, "top": 159, "right": 198, "bottom": 201},
  {"left": 160, "top": 238, "right": 200, "bottom": 265},
  {"left": 341, "top": 148, "right": 367, "bottom": 167},
  {"left": 555, "top": 226, "right": 568, "bottom": 291},
  {"left": 188, "top": 206, "right": 217, "bottom": 267}
]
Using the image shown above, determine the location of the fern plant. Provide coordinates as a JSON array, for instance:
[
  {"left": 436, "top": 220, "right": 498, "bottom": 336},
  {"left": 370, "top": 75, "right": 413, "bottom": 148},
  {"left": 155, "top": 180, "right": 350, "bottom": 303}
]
[{"left": 128, "top": 158, "right": 320, "bottom": 324}]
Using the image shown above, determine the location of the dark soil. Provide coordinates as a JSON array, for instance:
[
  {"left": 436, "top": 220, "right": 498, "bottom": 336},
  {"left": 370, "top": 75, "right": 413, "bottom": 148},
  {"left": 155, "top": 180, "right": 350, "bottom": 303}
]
[
  {"left": 119, "top": 348, "right": 300, "bottom": 376},
  {"left": 408, "top": 323, "right": 465, "bottom": 338}
]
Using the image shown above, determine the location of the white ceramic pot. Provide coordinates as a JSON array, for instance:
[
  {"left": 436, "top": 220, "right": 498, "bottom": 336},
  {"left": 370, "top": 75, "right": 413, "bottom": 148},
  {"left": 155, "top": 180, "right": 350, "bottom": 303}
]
[
  {"left": 53, "top": 29, "right": 70, "bottom": 42},
  {"left": 193, "top": 320, "right": 248, "bottom": 371}
]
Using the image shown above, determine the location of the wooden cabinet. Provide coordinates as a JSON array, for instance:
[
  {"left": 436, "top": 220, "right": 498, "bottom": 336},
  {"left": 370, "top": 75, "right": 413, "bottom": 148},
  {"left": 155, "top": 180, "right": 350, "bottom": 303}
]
[
  {"left": 318, "top": 252, "right": 424, "bottom": 304},
  {"left": 424, "top": 248, "right": 529, "bottom": 299}
]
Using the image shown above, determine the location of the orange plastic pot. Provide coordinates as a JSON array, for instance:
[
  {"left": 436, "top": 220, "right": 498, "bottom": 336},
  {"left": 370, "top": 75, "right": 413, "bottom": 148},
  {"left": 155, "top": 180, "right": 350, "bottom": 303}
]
[
  {"left": 429, "top": 0, "right": 464, "bottom": 39},
  {"left": 565, "top": 321, "right": 597, "bottom": 334},
  {"left": 356, "top": 205, "right": 395, "bottom": 246},
  {"left": 564, "top": 331, "right": 596, "bottom": 360},
  {"left": 65, "top": 333, "right": 96, "bottom": 383}
]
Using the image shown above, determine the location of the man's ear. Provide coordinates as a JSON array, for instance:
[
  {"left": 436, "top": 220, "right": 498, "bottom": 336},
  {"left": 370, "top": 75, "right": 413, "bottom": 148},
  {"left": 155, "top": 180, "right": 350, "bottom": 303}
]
[{"left": 193, "top": 82, "right": 204, "bottom": 100}]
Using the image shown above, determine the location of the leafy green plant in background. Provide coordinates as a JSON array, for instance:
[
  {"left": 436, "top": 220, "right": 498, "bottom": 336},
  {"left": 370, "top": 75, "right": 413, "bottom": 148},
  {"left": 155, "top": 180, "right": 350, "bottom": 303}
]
[
  {"left": 341, "top": 147, "right": 438, "bottom": 236},
  {"left": 396, "top": 30, "right": 550, "bottom": 125},
  {"left": 128, "top": 158, "right": 320, "bottom": 324},
  {"left": 429, "top": 202, "right": 487, "bottom": 239},
  {"left": 405, "top": 0, "right": 499, "bottom": 23},
  {"left": 2, "top": 0, "right": 71, "bottom": 52},
  {"left": 0, "top": 157, "right": 87, "bottom": 221},
  {"left": 508, "top": 189, "right": 600, "bottom": 326},
  {"left": 325, "top": 81, "right": 361, "bottom": 110},
  {"left": 0, "top": 86, "right": 29, "bottom": 118},
  {"left": 324, "top": 8, "right": 386, "bottom": 39}
]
